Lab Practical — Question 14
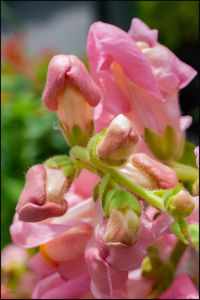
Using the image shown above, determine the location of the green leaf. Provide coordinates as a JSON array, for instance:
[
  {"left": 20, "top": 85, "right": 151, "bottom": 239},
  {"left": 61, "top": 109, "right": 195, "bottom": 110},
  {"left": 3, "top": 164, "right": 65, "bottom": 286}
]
[{"left": 178, "top": 141, "right": 197, "bottom": 168}]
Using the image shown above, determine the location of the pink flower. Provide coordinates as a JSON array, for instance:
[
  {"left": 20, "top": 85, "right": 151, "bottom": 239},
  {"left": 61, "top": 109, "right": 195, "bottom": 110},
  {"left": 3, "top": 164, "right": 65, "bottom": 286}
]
[
  {"left": 87, "top": 19, "right": 197, "bottom": 150},
  {"left": 10, "top": 170, "right": 99, "bottom": 299},
  {"left": 85, "top": 208, "right": 155, "bottom": 298},
  {"left": 16, "top": 165, "right": 69, "bottom": 222},
  {"left": 157, "top": 274, "right": 199, "bottom": 299}
]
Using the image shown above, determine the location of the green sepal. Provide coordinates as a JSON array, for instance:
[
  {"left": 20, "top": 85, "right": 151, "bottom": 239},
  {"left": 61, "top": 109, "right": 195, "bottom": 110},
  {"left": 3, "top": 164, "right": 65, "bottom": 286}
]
[
  {"left": 100, "top": 175, "right": 113, "bottom": 209},
  {"left": 93, "top": 181, "right": 101, "bottom": 202},
  {"left": 44, "top": 155, "right": 75, "bottom": 179},
  {"left": 171, "top": 220, "right": 188, "bottom": 244},
  {"left": 62, "top": 164, "right": 75, "bottom": 178},
  {"left": 178, "top": 141, "right": 198, "bottom": 168},
  {"left": 144, "top": 126, "right": 184, "bottom": 162},
  {"left": 188, "top": 224, "right": 199, "bottom": 250},
  {"left": 44, "top": 155, "right": 72, "bottom": 168},
  {"left": 104, "top": 189, "right": 141, "bottom": 218},
  {"left": 100, "top": 157, "right": 126, "bottom": 167},
  {"left": 163, "top": 187, "right": 181, "bottom": 210},
  {"left": 61, "top": 121, "right": 94, "bottom": 147},
  {"left": 87, "top": 128, "right": 107, "bottom": 164}
]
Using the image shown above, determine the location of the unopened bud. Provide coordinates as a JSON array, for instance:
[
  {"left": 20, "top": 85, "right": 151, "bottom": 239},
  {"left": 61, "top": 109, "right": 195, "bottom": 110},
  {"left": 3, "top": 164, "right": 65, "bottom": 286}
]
[
  {"left": 16, "top": 165, "right": 69, "bottom": 222},
  {"left": 131, "top": 153, "right": 178, "bottom": 190},
  {"left": 104, "top": 209, "right": 140, "bottom": 248},
  {"left": 42, "top": 55, "right": 101, "bottom": 146},
  {"left": 97, "top": 114, "right": 138, "bottom": 164},
  {"left": 172, "top": 190, "right": 194, "bottom": 217}
]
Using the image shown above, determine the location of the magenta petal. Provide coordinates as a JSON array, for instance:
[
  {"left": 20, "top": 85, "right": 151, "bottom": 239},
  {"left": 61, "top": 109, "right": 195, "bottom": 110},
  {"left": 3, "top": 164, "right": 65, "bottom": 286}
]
[
  {"left": 32, "top": 272, "right": 90, "bottom": 299},
  {"left": 87, "top": 21, "right": 162, "bottom": 101},
  {"left": 128, "top": 18, "right": 158, "bottom": 46},
  {"left": 10, "top": 213, "right": 89, "bottom": 248},
  {"left": 157, "top": 274, "right": 199, "bottom": 299}
]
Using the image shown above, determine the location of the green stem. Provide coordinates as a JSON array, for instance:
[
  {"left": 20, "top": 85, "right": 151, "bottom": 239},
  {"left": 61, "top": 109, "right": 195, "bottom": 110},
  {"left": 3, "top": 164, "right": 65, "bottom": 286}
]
[
  {"left": 170, "top": 161, "right": 198, "bottom": 182},
  {"left": 147, "top": 240, "right": 187, "bottom": 299},
  {"left": 107, "top": 168, "right": 165, "bottom": 211},
  {"left": 71, "top": 145, "right": 165, "bottom": 211},
  {"left": 169, "top": 239, "right": 187, "bottom": 269}
]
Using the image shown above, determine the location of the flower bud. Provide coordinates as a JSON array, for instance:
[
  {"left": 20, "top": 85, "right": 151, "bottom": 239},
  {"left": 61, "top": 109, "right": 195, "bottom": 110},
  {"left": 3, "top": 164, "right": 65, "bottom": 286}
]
[
  {"left": 131, "top": 153, "right": 178, "bottom": 189},
  {"left": 104, "top": 209, "right": 140, "bottom": 248},
  {"left": 171, "top": 190, "right": 194, "bottom": 217},
  {"left": 16, "top": 165, "right": 69, "bottom": 222},
  {"left": 42, "top": 55, "right": 101, "bottom": 146},
  {"left": 117, "top": 153, "right": 178, "bottom": 191},
  {"left": 97, "top": 114, "right": 138, "bottom": 164}
]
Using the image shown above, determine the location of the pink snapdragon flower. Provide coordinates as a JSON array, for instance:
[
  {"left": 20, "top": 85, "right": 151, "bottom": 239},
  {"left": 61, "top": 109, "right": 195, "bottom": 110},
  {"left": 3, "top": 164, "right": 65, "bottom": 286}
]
[
  {"left": 87, "top": 19, "right": 197, "bottom": 149},
  {"left": 10, "top": 170, "right": 99, "bottom": 299},
  {"left": 85, "top": 207, "right": 155, "bottom": 298},
  {"left": 16, "top": 165, "right": 69, "bottom": 222}
]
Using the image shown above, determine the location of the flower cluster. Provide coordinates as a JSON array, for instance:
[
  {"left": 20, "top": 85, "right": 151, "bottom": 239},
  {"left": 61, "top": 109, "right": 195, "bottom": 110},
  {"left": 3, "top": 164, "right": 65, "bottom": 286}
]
[{"left": 8, "top": 19, "right": 199, "bottom": 299}]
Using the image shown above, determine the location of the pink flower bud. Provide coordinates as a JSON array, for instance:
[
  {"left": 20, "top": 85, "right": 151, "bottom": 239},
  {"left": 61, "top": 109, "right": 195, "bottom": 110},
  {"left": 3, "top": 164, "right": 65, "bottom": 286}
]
[
  {"left": 42, "top": 55, "right": 101, "bottom": 133},
  {"left": 97, "top": 114, "right": 138, "bottom": 161},
  {"left": 172, "top": 190, "right": 194, "bottom": 217},
  {"left": 131, "top": 153, "right": 178, "bottom": 189},
  {"left": 104, "top": 209, "right": 140, "bottom": 248},
  {"left": 16, "top": 165, "right": 68, "bottom": 222}
]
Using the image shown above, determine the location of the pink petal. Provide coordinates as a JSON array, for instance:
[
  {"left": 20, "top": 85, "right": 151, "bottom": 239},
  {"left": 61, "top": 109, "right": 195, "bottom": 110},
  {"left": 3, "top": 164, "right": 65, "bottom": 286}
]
[
  {"left": 58, "top": 258, "right": 87, "bottom": 279},
  {"left": 16, "top": 165, "right": 68, "bottom": 222},
  {"left": 32, "top": 272, "right": 91, "bottom": 299},
  {"left": 42, "top": 55, "right": 101, "bottom": 111},
  {"left": 142, "top": 44, "right": 197, "bottom": 95},
  {"left": 85, "top": 239, "right": 128, "bottom": 298},
  {"left": 10, "top": 213, "right": 89, "bottom": 248},
  {"left": 128, "top": 18, "right": 158, "bottom": 46},
  {"left": 180, "top": 115, "right": 193, "bottom": 131},
  {"left": 194, "top": 146, "right": 199, "bottom": 167},
  {"left": 153, "top": 214, "right": 173, "bottom": 239},
  {"left": 105, "top": 212, "right": 154, "bottom": 271},
  {"left": 126, "top": 269, "right": 154, "bottom": 299},
  {"left": 28, "top": 252, "right": 57, "bottom": 277},
  {"left": 186, "top": 196, "right": 199, "bottom": 225},
  {"left": 87, "top": 21, "right": 162, "bottom": 102},
  {"left": 132, "top": 153, "right": 178, "bottom": 189},
  {"left": 157, "top": 274, "right": 199, "bottom": 299},
  {"left": 72, "top": 169, "right": 99, "bottom": 199}
]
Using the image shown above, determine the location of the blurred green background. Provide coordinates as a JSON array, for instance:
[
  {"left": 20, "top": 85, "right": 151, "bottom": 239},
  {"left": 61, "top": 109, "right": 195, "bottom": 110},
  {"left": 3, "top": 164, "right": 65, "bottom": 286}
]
[{"left": 1, "top": 1, "right": 199, "bottom": 249}]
